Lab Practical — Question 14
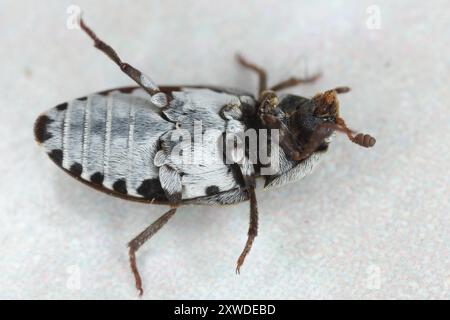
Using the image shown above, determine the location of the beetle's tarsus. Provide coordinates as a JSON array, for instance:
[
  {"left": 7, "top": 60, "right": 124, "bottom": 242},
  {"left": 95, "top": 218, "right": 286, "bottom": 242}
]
[
  {"left": 128, "top": 247, "right": 144, "bottom": 296},
  {"left": 235, "top": 235, "right": 255, "bottom": 275},
  {"left": 127, "top": 208, "right": 177, "bottom": 296},
  {"left": 270, "top": 72, "right": 322, "bottom": 92},
  {"left": 235, "top": 187, "right": 258, "bottom": 276}
]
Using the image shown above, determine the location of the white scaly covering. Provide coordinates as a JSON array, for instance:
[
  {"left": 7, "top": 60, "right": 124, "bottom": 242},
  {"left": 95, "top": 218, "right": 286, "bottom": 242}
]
[{"left": 38, "top": 86, "right": 329, "bottom": 203}]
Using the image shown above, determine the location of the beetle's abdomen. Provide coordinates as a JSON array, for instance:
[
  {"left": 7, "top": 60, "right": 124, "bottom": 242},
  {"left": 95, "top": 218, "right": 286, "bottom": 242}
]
[{"left": 34, "top": 92, "right": 173, "bottom": 199}]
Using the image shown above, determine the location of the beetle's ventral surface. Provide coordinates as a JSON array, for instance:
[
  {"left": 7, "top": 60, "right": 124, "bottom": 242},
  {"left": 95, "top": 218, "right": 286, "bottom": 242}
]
[{"left": 34, "top": 18, "right": 376, "bottom": 296}]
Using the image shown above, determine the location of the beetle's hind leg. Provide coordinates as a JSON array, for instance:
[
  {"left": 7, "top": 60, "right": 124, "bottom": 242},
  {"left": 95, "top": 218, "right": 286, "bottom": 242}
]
[
  {"left": 236, "top": 54, "right": 268, "bottom": 98},
  {"left": 80, "top": 18, "right": 168, "bottom": 107},
  {"left": 128, "top": 207, "right": 177, "bottom": 296}
]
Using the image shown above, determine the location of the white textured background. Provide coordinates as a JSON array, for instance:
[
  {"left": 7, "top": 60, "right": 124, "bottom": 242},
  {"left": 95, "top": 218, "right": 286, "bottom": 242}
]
[{"left": 0, "top": 0, "right": 449, "bottom": 299}]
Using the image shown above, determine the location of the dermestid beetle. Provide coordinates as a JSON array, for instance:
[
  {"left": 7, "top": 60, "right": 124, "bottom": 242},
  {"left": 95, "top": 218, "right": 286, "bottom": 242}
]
[{"left": 34, "top": 18, "right": 376, "bottom": 296}]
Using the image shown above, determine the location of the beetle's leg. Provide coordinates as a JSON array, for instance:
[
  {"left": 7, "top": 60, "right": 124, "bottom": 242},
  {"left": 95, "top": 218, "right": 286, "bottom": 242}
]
[
  {"left": 236, "top": 54, "right": 268, "bottom": 98},
  {"left": 128, "top": 207, "right": 177, "bottom": 296},
  {"left": 225, "top": 138, "right": 259, "bottom": 274},
  {"left": 80, "top": 18, "right": 168, "bottom": 107},
  {"left": 270, "top": 72, "right": 322, "bottom": 92},
  {"left": 236, "top": 186, "right": 259, "bottom": 274}
]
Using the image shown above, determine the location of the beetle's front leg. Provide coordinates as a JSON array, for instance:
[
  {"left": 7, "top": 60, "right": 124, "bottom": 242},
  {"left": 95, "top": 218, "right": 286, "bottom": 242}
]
[
  {"left": 80, "top": 18, "right": 168, "bottom": 108},
  {"left": 270, "top": 73, "right": 322, "bottom": 92}
]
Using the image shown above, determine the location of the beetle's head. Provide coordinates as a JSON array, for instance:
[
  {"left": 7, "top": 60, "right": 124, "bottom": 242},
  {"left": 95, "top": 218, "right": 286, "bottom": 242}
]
[
  {"left": 278, "top": 87, "right": 375, "bottom": 160},
  {"left": 282, "top": 87, "right": 347, "bottom": 140}
]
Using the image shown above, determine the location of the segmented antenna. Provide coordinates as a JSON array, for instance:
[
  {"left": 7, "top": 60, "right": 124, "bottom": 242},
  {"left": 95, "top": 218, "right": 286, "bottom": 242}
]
[
  {"left": 333, "top": 86, "right": 351, "bottom": 94},
  {"left": 350, "top": 133, "right": 376, "bottom": 148},
  {"left": 335, "top": 117, "right": 376, "bottom": 148}
]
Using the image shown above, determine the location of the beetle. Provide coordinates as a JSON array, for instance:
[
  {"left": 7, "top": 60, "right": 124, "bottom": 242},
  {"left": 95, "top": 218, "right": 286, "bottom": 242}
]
[{"left": 34, "top": 18, "right": 376, "bottom": 296}]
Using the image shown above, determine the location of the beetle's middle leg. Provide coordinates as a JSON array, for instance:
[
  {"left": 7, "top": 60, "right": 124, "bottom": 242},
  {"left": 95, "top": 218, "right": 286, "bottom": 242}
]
[
  {"left": 128, "top": 207, "right": 177, "bottom": 296},
  {"left": 80, "top": 18, "right": 167, "bottom": 107}
]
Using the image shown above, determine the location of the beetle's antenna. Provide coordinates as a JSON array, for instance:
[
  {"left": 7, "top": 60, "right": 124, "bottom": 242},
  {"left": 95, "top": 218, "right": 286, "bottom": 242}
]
[
  {"left": 316, "top": 86, "right": 374, "bottom": 147},
  {"left": 308, "top": 118, "right": 375, "bottom": 148},
  {"left": 334, "top": 117, "right": 376, "bottom": 148},
  {"left": 333, "top": 86, "right": 351, "bottom": 94}
]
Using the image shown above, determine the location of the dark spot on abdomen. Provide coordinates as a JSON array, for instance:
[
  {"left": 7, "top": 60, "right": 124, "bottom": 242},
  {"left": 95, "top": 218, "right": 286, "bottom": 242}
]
[
  {"left": 113, "top": 179, "right": 127, "bottom": 194},
  {"left": 34, "top": 115, "right": 53, "bottom": 143},
  {"left": 205, "top": 185, "right": 220, "bottom": 196},
  {"left": 137, "top": 179, "right": 167, "bottom": 201},
  {"left": 90, "top": 172, "right": 104, "bottom": 185},
  {"left": 70, "top": 162, "right": 83, "bottom": 177},
  {"left": 48, "top": 149, "right": 63, "bottom": 166},
  {"left": 77, "top": 97, "right": 87, "bottom": 101},
  {"left": 55, "top": 102, "right": 68, "bottom": 111}
]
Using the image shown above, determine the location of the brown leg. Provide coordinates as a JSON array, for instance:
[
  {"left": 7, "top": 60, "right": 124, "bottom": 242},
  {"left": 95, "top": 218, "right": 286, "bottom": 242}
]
[
  {"left": 128, "top": 207, "right": 177, "bottom": 296},
  {"left": 270, "top": 73, "right": 322, "bottom": 92},
  {"left": 80, "top": 18, "right": 163, "bottom": 98},
  {"left": 236, "top": 186, "right": 258, "bottom": 274},
  {"left": 236, "top": 54, "right": 268, "bottom": 97}
]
